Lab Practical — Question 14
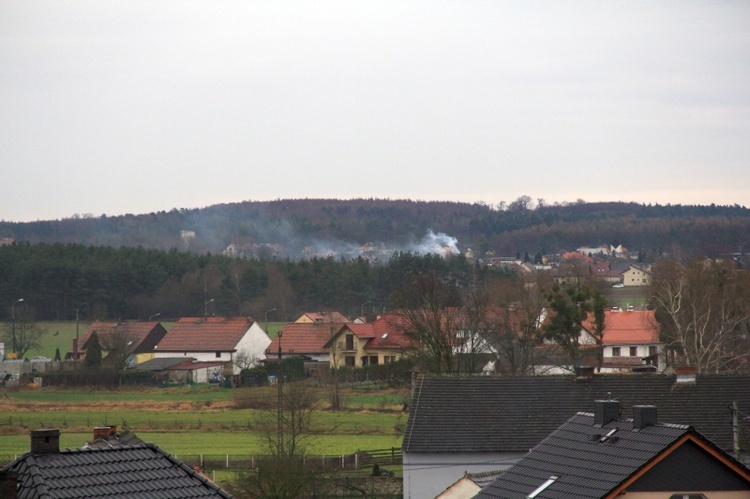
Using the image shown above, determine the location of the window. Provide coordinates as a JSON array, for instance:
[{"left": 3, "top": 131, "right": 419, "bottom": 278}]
[
  {"left": 215, "top": 351, "right": 221, "bottom": 358},
  {"left": 345, "top": 356, "right": 355, "bottom": 367},
  {"left": 345, "top": 334, "right": 354, "bottom": 350},
  {"left": 629, "top": 346, "right": 638, "bottom": 357},
  {"left": 612, "top": 347, "right": 621, "bottom": 357},
  {"left": 649, "top": 346, "right": 657, "bottom": 356},
  {"left": 369, "top": 356, "right": 379, "bottom": 365}
]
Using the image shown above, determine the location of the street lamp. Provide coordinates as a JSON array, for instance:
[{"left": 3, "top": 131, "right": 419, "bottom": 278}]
[
  {"left": 11, "top": 298, "right": 23, "bottom": 355},
  {"left": 264, "top": 308, "right": 276, "bottom": 335},
  {"left": 204, "top": 299, "right": 214, "bottom": 317}
]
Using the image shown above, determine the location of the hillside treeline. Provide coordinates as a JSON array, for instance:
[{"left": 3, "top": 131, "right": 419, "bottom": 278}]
[
  {"left": 0, "top": 243, "right": 506, "bottom": 322},
  {"left": 1, "top": 199, "right": 749, "bottom": 257}
]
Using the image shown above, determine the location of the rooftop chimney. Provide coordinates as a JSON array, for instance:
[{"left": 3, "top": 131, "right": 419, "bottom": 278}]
[
  {"left": 594, "top": 399, "right": 620, "bottom": 427},
  {"left": 633, "top": 405, "right": 658, "bottom": 431},
  {"left": 93, "top": 426, "right": 117, "bottom": 441},
  {"left": 30, "top": 429, "right": 60, "bottom": 454}
]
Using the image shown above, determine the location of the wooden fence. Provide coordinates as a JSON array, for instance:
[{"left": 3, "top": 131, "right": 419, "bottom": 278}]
[{"left": 1, "top": 447, "right": 403, "bottom": 471}]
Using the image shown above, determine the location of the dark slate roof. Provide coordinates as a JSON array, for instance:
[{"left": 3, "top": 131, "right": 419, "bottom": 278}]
[
  {"left": 84, "top": 430, "right": 144, "bottom": 449},
  {"left": 2, "top": 443, "right": 232, "bottom": 498},
  {"left": 402, "top": 374, "right": 750, "bottom": 454},
  {"left": 475, "top": 412, "right": 734, "bottom": 499}
]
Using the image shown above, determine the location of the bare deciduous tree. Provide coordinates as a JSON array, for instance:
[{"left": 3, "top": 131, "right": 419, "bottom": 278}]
[
  {"left": 234, "top": 381, "right": 325, "bottom": 498},
  {"left": 2, "top": 306, "right": 47, "bottom": 358},
  {"left": 99, "top": 325, "right": 136, "bottom": 370},
  {"left": 390, "top": 272, "right": 462, "bottom": 374},
  {"left": 652, "top": 258, "right": 750, "bottom": 373}
]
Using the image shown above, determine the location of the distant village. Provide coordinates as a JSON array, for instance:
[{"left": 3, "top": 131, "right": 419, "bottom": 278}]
[{"left": 4, "top": 235, "right": 750, "bottom": 498}]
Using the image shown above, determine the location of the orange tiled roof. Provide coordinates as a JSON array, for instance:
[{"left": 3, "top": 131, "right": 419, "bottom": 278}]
[
  {"left": 298, "top": 311, "right": 350, "bottom": 323},
  {"left": 364, "top": 313, "right": 417, "bottom": 349},
  {"left": 583, "top": 310, "right": 660, "bottom": 345},
  {"left": 156, "top": 317, "right": 254, "bottom": 352},
  {"left": 268, "top": 322, "right": 345, "bottom": 355}
]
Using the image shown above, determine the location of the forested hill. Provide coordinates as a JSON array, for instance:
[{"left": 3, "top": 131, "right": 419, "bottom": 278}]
[{"left": 2, "top": 198, "right": 749, "bottom": 257}]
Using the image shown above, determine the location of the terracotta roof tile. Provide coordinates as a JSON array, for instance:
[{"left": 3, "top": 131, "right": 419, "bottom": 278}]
[
  {"left": 583, "top": 310, "right": 660, "bottom": 345},
  {"left": 156, "top": 317, "right": 254, "bottom": 352},
  {"left": 267, "top": 322, "right": 342, "bottom": 355}
]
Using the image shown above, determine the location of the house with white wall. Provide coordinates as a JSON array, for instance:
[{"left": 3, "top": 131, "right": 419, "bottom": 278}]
[
  {"left": 583, "top": 308, "right": 664, "bottom": 372},
  {"left": 153, "top": 317, "right": 270, "bottom": 374}
]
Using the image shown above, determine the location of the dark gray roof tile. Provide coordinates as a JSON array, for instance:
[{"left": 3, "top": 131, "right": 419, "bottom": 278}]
[
  {"left": 403, "top": 374, "right": 750, "bottom": 455},
  {"left": 476, "top": 411, "right": 750, "bottom": 498},
  {"left": 2, "top": 443, "right": 231, "bottom": 498}
]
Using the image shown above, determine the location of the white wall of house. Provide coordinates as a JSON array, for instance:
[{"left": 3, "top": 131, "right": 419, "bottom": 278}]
[
  {"left": 605, "top": 344, "right": 660, "bottom": 359},
  {"left": 435, "top": 477, "right": 481, "bottom": 499},
  {"left": 234, "top": 322, "right": 272, "bottom": 369},
  {"left": 403, "top": 452, "right": 524, "bottom": 499},
  {"left": 154, "top": 323, "right": 272, "bottom": 374}
]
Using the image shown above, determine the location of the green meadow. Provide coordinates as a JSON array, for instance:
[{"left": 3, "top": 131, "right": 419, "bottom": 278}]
[{"left": 0, "top": 384, "right": 407, "bottom": 463}]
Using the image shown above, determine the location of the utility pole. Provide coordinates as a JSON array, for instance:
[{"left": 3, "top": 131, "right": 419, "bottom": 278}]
[
  {"left": 11, "top": 298, "right": 23, "bottom": 355},
  {"left": 277, "top": 329, "right": 283, "bottom": 455},
  {"left": 733, "top": 401, "right": 740, "bottom": 459},
  {"left": 75, "top": 307, "right": 80, "bottom": 360}
]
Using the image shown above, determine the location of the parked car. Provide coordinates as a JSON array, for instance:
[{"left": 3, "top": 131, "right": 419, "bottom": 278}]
[{"left": 612, "top": 283, "right": 625, "bottom": 288}]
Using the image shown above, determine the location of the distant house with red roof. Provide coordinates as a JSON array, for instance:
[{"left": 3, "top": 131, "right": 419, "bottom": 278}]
[
  {"left": 294, "top": 311, "right": 350, "bottom": 324},
  {"left": 584, "top": 308, "right": 663, "bottom": 372},
  {"left": 589, "top": 261, "right": 624, "bottom": 284},
  {"left": 535, "top": 309, "right": 663, "bottom": 375},
  {"left": 67, "top": 321, "right": 167, "bottom": 366},
  {"left": 153, "top": 317, "right": 271, "bottom": 374},
  {"left": 326, "top": 313, "right": 416, "bottom": 368},
  {"left": 266, "top": 322, "right": 344, "bottom": 364}
]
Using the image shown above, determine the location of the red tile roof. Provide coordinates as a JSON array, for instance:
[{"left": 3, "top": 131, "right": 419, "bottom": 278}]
[
  {"left": 156, "top": 317, "right": 254, "bottom": 352},
  {"left": 267, "top": 322, "right": 344, "bottom": 355},
  {"left": 297, "top": 311, "right": 350, "bottom": 323},
  {"left": 583, "top": 310, "right": 660, "bottom": 345},
  {"left": 327, "top": 313, "right": 416, "bottom": 350},
  {"left": 74, "top": 321, "right": 165, "bottom": 354},
  {"left": 366, "top": 313, "right": 417, "bottom": 349}
]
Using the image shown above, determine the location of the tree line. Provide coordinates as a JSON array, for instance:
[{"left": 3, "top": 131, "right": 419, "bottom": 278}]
[
  {"left": 0, "top": 242, "right": 508, "bottom": 323},
  {"left": 2, "top": 198, "right": 749, "bottom": 258}
]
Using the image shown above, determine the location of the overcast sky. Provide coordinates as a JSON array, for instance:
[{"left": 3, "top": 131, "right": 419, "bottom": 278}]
[{"left": 2, "top": 1, "right": 749, "bottom": 222}]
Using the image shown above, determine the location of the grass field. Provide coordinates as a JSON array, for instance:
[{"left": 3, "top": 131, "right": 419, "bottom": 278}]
[
  {"left": 0, "top": 383, "right": 406, "bottom": 462},
  {"left": 0, "top": 430, "right": 402, "bottom": 458}
]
